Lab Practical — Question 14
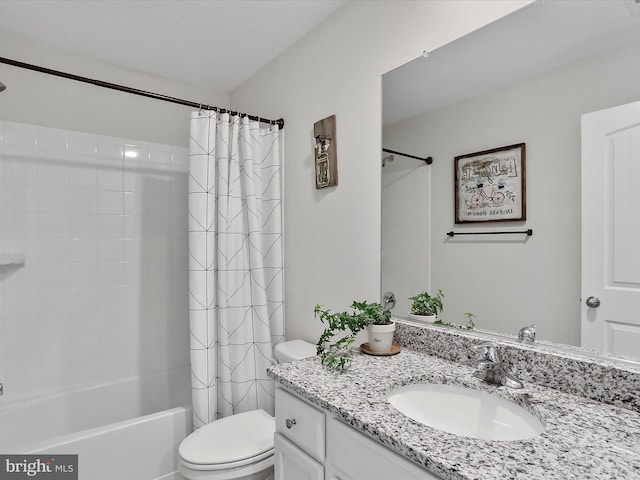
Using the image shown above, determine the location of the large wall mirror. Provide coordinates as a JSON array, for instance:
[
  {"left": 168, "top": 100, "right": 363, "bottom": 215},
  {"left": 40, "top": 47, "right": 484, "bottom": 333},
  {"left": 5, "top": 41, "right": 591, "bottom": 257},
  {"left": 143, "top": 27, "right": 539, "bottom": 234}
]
[{"left": 381, "top": 0, "right": 640, "bottom": 363}]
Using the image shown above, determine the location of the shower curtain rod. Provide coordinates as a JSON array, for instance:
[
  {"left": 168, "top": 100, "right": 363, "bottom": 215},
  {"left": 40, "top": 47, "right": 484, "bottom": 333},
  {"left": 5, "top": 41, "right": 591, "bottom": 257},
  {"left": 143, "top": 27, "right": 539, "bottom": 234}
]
[
  {"left": 0, "top": 56, "right": 285, "bottom": 129},
  {"left": 382, "top": 147, "right": 433, "bottom": 165}
]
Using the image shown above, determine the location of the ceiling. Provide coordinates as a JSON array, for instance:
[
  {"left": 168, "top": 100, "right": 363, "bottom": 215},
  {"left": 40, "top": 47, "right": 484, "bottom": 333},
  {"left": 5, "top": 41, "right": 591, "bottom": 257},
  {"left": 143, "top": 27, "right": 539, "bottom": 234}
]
[
  {"left": 0, "top": 0, "right": 346, "bottom": 92},
  {"left": 383, "top": 0, "right": 640, "bottom": 126}
]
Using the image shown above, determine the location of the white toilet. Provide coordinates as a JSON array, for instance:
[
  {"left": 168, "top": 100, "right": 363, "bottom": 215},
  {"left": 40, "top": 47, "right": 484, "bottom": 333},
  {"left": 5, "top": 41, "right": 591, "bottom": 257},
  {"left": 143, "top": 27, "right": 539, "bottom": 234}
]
[{"left": 178, "top": 340, "right": 316, "bottom": 480}]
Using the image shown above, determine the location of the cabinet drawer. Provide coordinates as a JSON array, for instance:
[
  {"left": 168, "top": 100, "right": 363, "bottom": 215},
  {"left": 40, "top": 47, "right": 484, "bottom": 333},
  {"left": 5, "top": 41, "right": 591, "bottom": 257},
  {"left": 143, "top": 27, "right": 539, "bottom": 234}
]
[{"left": 275, "top": 387, "right": 325, "bottom": 461}]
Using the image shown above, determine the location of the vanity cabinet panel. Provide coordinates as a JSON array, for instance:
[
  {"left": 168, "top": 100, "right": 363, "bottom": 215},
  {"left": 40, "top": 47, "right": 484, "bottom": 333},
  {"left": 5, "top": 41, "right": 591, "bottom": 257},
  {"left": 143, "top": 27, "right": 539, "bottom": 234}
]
[
  {"left": 274, "top": 433, "right": 324, "bottom": 480},
  {"left": 274, "top": 385, "right": 444, "bottom": 480},
  {"left": 326, "top": 418, "right": 441, "bottom": 480},
  {"left": 275, "top": 387, "right": 325, "bottom": 461}
]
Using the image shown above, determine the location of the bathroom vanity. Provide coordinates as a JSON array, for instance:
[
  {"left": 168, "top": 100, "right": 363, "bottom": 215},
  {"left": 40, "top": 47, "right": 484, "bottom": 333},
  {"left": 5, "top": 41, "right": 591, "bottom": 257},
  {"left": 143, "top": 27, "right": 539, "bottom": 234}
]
[
  {"left": 268, "top": 320, "right": 640, "bottom": 480},
  {"left": 275, "top": 386, "right": 439, "bottom": 480}
]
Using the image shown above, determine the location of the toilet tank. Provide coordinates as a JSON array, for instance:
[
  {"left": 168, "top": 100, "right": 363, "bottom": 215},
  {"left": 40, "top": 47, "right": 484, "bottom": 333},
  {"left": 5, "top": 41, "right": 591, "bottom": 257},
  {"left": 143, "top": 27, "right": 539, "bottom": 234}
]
[{"left": 273, "top": 340, "right": 316, "bottom": 363}]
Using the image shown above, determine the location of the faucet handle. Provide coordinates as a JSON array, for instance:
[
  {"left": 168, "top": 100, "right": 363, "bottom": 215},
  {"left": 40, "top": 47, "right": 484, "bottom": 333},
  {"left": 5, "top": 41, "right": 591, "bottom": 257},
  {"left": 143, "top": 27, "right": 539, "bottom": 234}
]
[
  {"left": 474, "top": 341, "right": 501, "bottom": 364},
  {"left": 518, "top": 324, "right": 536, "bottom": 343}
]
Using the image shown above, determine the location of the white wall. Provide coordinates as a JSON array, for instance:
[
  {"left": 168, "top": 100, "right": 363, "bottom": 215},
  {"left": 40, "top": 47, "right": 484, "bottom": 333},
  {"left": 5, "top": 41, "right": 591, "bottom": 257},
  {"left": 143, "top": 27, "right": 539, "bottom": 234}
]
[
  {"left": 0, "top": 32, "right": 229, "bottom": 146},
  {"left": 231, "top": 0, "right": 530, "bottom": 344},
  {"left": 0, "top": 33, "right": 229, "bottom": 400},
  {"left": 383, "top": 40, "right": 640, "bottom": 346}
]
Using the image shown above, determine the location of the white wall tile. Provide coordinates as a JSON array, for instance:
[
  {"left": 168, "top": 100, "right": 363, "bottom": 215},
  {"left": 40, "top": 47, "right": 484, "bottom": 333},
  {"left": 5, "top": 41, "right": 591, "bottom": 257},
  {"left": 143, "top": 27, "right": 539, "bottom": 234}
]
[
  {"left": 0, "top": 120, "right": 188, "bottom": 400},
  {"left": 37, "top": 187, "right": 68, "bottom": 212},
  {"left": 68, "top": 132, "right": 97, "bottom": 165},
  {"left": 38, "top": 238, "right": 69, "bottom": 262},
  {"left": 69, "top": 190, "right": 98, "bottom": 214},
  {"left": 6, "top": 342, "right": 41, "bottom": 372},
  {"left": 99, "top": 332, "right": 127, "bottom": 357},
  {"left": 69, "top": 213, "right": 99, "bottom": 238},
  {"left": 3, "top": 159, "right": 38, "bottom": 187},
  {"left": 69, "top": 287, "right": 99, "bottom": 314},
  {"left": 40, "top": 337, "right": 72, "bottom": 366},
  {"left": 97, "top": 141, "right": 124, "bottom": 164},
  {"left": 5, "top": 317, "right": 40, "bottom": 346},
  {"left": 37, "top": 212, "right": 69, "bottom": 237},
  {"left": 39, "top": 314, "right": 71, "bottom": 340},
  {"left": 98, "top": 190, "right": 124, "bottom": 215},
  {"left": 69, "top": 238, "right": 98, "bottom": 263},
  {"left": 98, "top": 261, "right": 126, "bottom": 286},
  {"left": 69, "top": 262, "right": 99, "bottom": 287},
  {"left": 98, "top": 239, "right": 125, "bottom": 264},
  {"left": 69, "top": 311, "right": 99, "bottom": 337},
  {"left": 5, "top": 368, "right": 41, "bottom": 398},
  {"left": 5, "top": 290, "right": 36, "bottom": 319},
  {"left": 2, "top": 123, "right": 37, "bottom": 159},
  {"left": 36, "top": 263, "right": 69, "bottom": 290},
  {"left": 37, "top": 163, "right": 69, "bottom": 188},
  {"left": 97, "top": 214, "right": 123, "bottom": 238},
  {"left": 70, "top": 335, "right": 100, "bottom": 361},
  {"left": 98, "top": 167, "right": 124, "bottom": 191},
  {"left": 37, "top": 288, "right": 69, "bottom": 316},
  {"left": 5, "top": 212, "right": 37, "bottom": 237},
  {"left": 68, "top": 165, "right": 97, "bottom": 189},
  {"left": 40, "top": 365, "right": 73, "bottom": 392},
  {"left": 3, "top": 185, "right": 38, "bottom": 212},
  {"left": 71, "top": 358, "right": 102, "bottom": 386}
]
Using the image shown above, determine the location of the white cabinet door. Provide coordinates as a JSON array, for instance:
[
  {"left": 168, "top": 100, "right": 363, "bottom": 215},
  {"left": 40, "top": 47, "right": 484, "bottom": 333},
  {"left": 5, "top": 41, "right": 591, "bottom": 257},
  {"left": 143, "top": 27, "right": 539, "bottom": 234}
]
[
  {"left": 582, "top": 101, "right": 640, "bottom": 360},
  {"left": 274, "top": 433, "right": 324, "bottom": 480},
  {"left": 326, "top": 418, "right": 442, "bottom": 480}
]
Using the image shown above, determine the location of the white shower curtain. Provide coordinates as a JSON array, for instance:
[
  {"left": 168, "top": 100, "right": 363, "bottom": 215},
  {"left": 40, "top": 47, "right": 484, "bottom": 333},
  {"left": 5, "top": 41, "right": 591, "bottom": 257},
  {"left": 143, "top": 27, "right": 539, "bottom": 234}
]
[{"left": 188, "top": 111, "right": 284, "bottom": 428}]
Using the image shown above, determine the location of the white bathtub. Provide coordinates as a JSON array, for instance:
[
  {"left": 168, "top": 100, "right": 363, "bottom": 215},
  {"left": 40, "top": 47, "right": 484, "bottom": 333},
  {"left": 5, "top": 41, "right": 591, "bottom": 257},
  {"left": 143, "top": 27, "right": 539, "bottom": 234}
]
[{"left": 0, "top": 368, "right": 192, "bottom": 480}]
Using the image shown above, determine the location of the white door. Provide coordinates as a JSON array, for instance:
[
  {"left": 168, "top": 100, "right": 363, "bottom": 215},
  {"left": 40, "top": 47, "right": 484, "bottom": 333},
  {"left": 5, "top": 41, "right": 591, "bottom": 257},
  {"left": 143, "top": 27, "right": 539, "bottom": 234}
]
[{"left": 582, "top": 101, "right": 640, "bottom": 360}]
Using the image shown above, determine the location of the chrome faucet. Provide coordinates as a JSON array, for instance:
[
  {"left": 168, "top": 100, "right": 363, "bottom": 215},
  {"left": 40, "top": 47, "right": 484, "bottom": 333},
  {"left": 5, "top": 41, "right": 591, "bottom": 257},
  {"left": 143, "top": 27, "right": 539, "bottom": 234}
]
[
  {"left": 518, "top": 324, "right": 536, "bottom": 343},
  {"left": 473, "top": 341, "right": 523, "bottom": 389}
]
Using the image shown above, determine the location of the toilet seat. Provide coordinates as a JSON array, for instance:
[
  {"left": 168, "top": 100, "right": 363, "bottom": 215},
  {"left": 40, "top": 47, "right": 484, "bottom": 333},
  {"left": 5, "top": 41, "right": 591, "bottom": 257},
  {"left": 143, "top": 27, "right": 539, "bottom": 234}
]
[
  {"left": 179, "top": 409, "right": 275, "bottom": 471},
  {"left": 179, "top": 449, "right": 273, "bottom": 471}
]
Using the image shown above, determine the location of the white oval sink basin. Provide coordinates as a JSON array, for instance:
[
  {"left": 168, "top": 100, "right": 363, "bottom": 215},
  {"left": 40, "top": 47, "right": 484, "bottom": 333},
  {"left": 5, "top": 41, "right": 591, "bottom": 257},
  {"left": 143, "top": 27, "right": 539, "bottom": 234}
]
[{"left": 387, "top": 383, "right": 544, "bottom": 441}]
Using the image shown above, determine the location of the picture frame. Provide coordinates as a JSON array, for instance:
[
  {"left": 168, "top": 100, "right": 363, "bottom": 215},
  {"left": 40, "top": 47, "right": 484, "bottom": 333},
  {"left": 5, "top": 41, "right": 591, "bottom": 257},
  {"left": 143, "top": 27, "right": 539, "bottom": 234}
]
[{"left": 454, "top": 143, "right": 526, "bottom": 224}]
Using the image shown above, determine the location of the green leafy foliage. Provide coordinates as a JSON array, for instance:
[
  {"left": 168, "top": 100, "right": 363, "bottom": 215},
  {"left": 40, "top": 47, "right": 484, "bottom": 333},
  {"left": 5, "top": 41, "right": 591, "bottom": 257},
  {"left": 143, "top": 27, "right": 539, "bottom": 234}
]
[
  {"left": 434, "top": 312, "right": 476, "bottom": 330},
  {"left": 409, "top": 289, "right": 444, "bottom": 316},
  {"left": 315, "top": 300, "right": 392, "bottom": 370}
]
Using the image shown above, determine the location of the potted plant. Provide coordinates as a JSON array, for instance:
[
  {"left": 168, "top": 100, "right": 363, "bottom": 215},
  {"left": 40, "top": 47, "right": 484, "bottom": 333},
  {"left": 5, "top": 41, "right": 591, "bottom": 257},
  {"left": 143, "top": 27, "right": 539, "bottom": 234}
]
[
  {"left": 315, "top": 300, "right": 394, "bottom": 370},
  {"left": 408, "top": 289, "right": 444, "bottom": 323}
]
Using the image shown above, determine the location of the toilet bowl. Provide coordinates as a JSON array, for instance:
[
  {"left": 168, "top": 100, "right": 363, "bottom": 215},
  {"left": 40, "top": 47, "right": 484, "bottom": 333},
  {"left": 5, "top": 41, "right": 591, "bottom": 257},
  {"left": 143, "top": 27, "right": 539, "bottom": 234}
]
[{"left": 178, "top": 340, "right": 316, "bottom": 480}]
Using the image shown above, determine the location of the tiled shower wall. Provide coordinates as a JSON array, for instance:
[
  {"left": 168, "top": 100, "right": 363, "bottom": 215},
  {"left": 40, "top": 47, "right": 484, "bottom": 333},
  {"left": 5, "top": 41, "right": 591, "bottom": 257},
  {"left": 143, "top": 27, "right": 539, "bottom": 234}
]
[
  {"left": 0, "top": 120, "right": 189, "bottom": 401},
  {"left": 381, "top": 165, "right": 430, "bottom": 316}
]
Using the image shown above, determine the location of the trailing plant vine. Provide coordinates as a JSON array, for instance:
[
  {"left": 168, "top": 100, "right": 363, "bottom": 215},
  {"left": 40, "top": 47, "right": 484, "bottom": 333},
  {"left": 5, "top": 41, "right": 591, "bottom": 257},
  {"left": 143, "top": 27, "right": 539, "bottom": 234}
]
[
  {"left": 315, "top": 300, "right": 391, "bottom": 370},
  {"left": 434, "top": 312, "right": 476, "bottom": 330}
]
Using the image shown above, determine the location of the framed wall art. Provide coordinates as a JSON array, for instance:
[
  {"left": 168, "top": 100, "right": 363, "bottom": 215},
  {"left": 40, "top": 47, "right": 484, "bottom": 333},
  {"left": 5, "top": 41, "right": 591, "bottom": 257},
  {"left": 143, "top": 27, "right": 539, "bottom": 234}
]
[{"left": 454, "top": 143, "right": 526, "bottom": 224}]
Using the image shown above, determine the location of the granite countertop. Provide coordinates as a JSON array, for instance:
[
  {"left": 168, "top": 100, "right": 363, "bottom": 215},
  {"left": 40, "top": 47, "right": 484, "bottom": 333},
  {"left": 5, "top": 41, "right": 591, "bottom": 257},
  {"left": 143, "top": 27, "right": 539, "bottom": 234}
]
[{"left": 268, "top": 348, "right": 640, "bottom": 480}]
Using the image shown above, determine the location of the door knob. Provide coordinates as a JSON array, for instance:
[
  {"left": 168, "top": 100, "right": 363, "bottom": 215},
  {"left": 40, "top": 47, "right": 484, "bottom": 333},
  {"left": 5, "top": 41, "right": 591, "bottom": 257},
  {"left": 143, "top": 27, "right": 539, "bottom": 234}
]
[
  {"left": 586, "top": 296, "right": 601, "bottom": 308},
  {"left": 285, "top": 418, "right": 296, "bottom": 429}
]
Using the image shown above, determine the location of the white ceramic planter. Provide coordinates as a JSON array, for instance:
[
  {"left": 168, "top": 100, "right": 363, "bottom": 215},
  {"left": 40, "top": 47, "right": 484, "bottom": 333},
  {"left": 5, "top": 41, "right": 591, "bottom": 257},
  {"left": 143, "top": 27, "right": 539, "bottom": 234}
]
[
  {"left": 366, "top": 322, "right": 396, "bottom": 353},
  {"left": 407, "top": 313, "right": 436, "bottom": 324}
]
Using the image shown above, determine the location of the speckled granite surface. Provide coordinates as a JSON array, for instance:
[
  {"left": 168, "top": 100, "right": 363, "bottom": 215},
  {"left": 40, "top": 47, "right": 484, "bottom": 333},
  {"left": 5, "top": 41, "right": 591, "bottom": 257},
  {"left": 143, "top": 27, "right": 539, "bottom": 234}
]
[
  {"left": 268, "top": 327, "right": 640, "bottom": 479},
  {"left": 395, "top": 319, "right": 640, "bottom": 413}
]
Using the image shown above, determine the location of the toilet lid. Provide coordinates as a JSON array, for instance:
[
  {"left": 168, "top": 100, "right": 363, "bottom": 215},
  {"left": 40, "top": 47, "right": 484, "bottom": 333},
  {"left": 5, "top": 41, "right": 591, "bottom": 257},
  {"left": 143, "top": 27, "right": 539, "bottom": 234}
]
[{"left": 179, "top": 409, "right": 275, "bottom": 466}]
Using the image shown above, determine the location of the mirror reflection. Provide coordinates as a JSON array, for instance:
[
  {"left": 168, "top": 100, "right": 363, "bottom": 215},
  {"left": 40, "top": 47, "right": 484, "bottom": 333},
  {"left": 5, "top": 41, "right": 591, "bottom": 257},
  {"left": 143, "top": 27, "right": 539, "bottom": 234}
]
[{"left": 381, "top": 0, "right": 640, "bottom": 362}]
